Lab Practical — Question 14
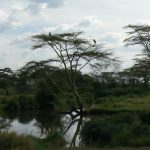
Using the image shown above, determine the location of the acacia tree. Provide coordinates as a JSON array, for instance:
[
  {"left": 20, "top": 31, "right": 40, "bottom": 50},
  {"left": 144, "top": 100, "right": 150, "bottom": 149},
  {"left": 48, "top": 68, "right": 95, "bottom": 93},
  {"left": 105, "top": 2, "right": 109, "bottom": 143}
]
[
  {"left": 32, "top": 32, "right": 115, "bottom": 146},
  {"left": 32, "top": 32, "right": 115, "bottom": 110},
  {"left": 124, "top": 24, "right": 150, "bottom": 87},
  {"left": 124, "top": 24, "right": 150, "bottom": 57}
]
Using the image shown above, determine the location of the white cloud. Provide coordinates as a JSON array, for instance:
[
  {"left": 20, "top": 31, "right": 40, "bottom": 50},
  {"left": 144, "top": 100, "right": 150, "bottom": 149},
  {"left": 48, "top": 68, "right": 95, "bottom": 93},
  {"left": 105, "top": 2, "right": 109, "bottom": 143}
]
[
  {"left": 1, "top": 0, "right": 150, "bottom": 69},
  {"left": 42, "top": 16, "right": 103, "bottom": 34},
  {"left": 0, "top": 0, "right": 69, "bottom": 32},
  {"left": 0, "top": 9, "right": 26, "bottom": 32},
  {"left": 30, "top": 0, "right": 68, "bottom": 8},
  {"left": 99, "top": 32, "right": 125, "bottom": 48},
  {"left": 0, "top": 9, "right": 8, "bottom": 21},
  {"left": 135, "top": 19, "right": 150, "bottom": 25},
  {"left": 77, "top": 16, "right": 103, "bottom": 27}
]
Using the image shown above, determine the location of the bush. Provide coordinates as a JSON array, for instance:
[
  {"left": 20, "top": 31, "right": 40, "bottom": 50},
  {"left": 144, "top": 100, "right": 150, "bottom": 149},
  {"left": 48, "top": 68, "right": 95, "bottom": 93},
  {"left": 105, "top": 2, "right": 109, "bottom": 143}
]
[
  {"left": 36, "top": 89, "right": 58, "bottom": 109},
  {"left": 139, "top": 111, "right": 150, "bottom": 124},
  {"left": 46, "top": 131, "right": 66, "bottom": 147},
  {"left": 36, "top": 80, "right": 59, "bottom": 110},
  {"left": 18, "top": 95, "right": 39, "bottom": 111},
  {"left": 80, "top": 113, "right": 150, "bottom": 147},
  {"left": 1, "top": 95, "right": 39, "bottom": 112},
  {"left": 81, "top": 119, "right": 113, "bottom": 146},
  {"left": 3, "top": 99, "right": 20, "bottom": 112}
]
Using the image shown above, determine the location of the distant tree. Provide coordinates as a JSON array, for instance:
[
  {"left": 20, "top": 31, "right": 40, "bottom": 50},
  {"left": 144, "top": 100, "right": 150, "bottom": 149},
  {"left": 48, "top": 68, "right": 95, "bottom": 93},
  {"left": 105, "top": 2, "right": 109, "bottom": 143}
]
[
  {"left": 124, "top": 24, "right": 150, "bottom": 57},
  {"left": 124, "top": 24, "right": 150, "bottom": 87},
  {"left": 0, "top": 68, "right": 13, "bottom": 95},
  {"left": 124, "top": 57, "right": 150, "bottom": 86},
  {"left": 15, "top": 60, "right": 57, "bottom": 92}
]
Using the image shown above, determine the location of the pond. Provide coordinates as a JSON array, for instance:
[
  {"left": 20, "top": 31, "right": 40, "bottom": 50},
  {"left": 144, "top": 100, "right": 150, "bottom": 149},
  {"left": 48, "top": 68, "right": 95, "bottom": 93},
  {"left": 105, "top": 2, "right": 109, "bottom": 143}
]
[{"left": 0, "top": 110, "right": 89, "bottom": 146}]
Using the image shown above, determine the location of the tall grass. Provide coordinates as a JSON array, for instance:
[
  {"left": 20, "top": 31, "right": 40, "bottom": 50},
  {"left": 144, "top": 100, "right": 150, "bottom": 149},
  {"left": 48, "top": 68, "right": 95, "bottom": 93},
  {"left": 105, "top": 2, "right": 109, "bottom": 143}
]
[{"left": 0, "top": 131, "right": 34, "bottom": 150}]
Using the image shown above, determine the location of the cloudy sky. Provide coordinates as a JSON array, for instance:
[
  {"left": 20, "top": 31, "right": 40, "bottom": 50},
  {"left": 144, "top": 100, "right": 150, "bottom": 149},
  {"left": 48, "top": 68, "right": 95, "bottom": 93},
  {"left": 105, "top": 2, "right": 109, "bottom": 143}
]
[{"left": 0, "top": 0, "right": 149, "bottom": 70}]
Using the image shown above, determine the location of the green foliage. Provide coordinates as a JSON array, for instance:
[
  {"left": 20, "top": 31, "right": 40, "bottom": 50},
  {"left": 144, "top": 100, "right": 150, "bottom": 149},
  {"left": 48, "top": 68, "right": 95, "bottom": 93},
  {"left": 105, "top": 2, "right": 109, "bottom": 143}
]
[
  {"left": 46, "top": 131, "right": 66, "bottom": 148},
  {"left": 18, "top": 95, "right": 39, "bottom": 111},
  {"left": 1, "top": 95, "right": 38, "bottom": 112},
  {"left": 36, "top": 80, "right": 58, "bottom": 109},
  {"left": 94, "top": 94, "right": 150, "bottom": 112},
  {"left": 139, "top": 111, "right": 150, "bottom": 124},
  {"left": 80, "top": 113, "right": 150, "bottom": 147},
  {"left": 3, "top": 98, "right": 20, "bottom": 112},
  {"left": 95, "top": 87, "right": 150, "bottom": 98}
]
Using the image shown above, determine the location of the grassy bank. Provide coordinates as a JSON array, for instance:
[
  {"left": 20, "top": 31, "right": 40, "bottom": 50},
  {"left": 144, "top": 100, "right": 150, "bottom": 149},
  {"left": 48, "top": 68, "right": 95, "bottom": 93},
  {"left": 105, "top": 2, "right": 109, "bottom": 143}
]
[
  {"left": 93, "top": 95, "right": 150, "bottom": 112},
  {"left": 0, "top": 131, "right": 66, "bottom": 150},
  {"left": 81, "top": 94, "right": 150, "bottom": 148},
  {"left": 1, "top": 130, "right": 150, "bottom": 150}
]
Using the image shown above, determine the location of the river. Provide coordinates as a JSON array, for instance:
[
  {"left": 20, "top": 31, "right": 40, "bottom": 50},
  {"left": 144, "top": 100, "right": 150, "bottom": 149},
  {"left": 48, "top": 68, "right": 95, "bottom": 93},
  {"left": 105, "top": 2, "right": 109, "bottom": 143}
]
[{"left": 0, "top": 110, "right": 89, "bottom": 146}]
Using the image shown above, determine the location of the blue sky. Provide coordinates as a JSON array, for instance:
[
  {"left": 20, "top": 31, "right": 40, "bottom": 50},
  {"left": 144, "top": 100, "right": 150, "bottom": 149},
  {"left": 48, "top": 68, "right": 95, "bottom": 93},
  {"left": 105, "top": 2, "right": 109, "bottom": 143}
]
[{"left": 0, "top": 0, "right": 149, "bottom": 70}]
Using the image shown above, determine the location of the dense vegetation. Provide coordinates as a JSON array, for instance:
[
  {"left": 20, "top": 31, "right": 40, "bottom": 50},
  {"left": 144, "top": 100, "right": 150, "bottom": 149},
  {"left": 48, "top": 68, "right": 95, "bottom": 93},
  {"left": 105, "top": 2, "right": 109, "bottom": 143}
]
[{"left": 1, "top": 25, "right": 150, "bottom": 149}]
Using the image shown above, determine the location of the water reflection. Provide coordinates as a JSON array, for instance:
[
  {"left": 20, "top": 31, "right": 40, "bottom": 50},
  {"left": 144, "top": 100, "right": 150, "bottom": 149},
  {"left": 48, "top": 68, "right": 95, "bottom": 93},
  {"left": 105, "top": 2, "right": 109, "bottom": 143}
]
[{"left": 0, "top": 110, "right": 84, "bottom": 146}]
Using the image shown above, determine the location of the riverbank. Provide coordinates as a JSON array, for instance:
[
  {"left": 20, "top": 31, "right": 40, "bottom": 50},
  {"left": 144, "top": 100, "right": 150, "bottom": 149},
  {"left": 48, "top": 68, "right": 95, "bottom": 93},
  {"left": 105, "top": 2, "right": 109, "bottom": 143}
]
[{"left": 1, "top": 94, "right": 150, "bottom": 149}]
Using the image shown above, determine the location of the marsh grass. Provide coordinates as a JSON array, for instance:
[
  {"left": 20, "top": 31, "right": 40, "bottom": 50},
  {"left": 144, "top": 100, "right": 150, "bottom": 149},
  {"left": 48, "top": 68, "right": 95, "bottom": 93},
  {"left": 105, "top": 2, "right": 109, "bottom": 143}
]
[
  {"left": 0, "top": 131, "right": 34, "bottom": 150},
  {"left": 94, "top": 95, "right": 150, "bottom": 112}
]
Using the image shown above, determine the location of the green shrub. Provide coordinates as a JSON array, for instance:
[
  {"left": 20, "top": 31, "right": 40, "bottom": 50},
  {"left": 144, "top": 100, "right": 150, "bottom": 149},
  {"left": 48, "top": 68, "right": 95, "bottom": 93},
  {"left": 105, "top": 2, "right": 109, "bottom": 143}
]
[
  {"left": 81, "top": 118, "right": 113, "bottom": 146},
  {"left": 36, "top": 90, "right": 57, "bottom": 109},
  {"left": 139, "top": 111, "right": 150, "bottom": 124},
  {"left": 18, "top": 95, "right": 39, "bottom": 111},
  {"left": 80, "top": 113, "right": 150, "bottom": 147},
  {"left": 46, "top": 131, "right": 66, "bottom": 147},
  {"left": 3, "top": 99, "right": 20, "bottom": 112},
  {"left": 108, "top": 113, "right": 140, "bottom": 125},
  {"left": 1, "top": 95, "right": 39, "bottom": 112},
  {"left": 80, "top": 92, "right": 95, "bottom": 106},
  {"left": 35, "top": 80, "right": 61, "bottom": 110}
]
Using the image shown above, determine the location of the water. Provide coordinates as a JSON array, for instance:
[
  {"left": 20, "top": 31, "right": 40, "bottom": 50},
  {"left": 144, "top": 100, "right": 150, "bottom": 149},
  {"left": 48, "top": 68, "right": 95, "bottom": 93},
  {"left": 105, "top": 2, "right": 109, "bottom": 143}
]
[{"left": 0, "top": 111, "right": 86, "bottom": 146}]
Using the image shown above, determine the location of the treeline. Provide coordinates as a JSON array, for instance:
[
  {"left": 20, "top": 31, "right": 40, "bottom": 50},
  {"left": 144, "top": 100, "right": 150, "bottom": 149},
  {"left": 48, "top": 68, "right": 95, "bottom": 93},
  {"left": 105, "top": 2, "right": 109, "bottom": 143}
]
[
  {"left": 0, "top": 59, "right": 150, "bottom": 112},
  {"left": 0, "top": 60, "right": 97, "bottom": 111}
]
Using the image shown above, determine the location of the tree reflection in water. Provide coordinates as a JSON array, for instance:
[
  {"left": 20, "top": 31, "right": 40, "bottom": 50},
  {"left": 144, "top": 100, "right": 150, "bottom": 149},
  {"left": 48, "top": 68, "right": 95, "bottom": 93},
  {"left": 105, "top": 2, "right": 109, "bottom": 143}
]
[
  {"left": 0, "top": 110, "right": 84, "bottom": 147},
  {"left": 0, "top": 113, "right": 13, "bottom": 130},
  {"left": 35, "top": 111, "right": 62, "bottom": 136},
  {"left": 0, "top": 117, "right": 12, "bottom": 129}
]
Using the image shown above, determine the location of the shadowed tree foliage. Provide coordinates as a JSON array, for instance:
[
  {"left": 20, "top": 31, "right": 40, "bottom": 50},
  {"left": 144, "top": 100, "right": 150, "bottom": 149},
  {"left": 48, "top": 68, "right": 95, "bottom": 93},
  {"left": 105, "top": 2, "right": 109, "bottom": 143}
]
[
  {"left": 124, "top": 24, "right": 150, "bottom": 57},
  {"left": 124, "top": 57, "right": 150, "bottom": 86},
  {"left": 0, "top": 68, "right": 14, "bottom": 95},
  {"left": 124, "top": 24, "right": 150, "bottom": 87}
]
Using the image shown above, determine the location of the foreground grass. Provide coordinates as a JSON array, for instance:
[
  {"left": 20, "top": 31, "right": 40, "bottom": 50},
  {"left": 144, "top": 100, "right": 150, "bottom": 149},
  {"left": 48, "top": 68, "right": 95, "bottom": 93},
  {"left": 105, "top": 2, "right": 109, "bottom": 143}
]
[
  {"left": 46, "top": 148, "right": 150, "bottom": 150},
  {"left": 1, "top": 128, "right": 150, "bottom": 150},
  {"left": 0, "top": 131, "right": 34, "bottom": 150}
]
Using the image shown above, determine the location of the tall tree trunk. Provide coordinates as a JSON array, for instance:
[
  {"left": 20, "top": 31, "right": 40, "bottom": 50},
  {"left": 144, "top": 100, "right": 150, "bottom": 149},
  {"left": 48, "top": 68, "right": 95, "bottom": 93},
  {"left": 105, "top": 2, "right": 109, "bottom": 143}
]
[{"left": 70, "top": 114, "right": 83, "bottom": 147}]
